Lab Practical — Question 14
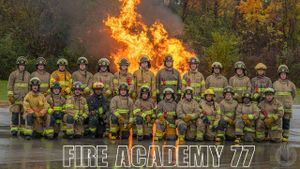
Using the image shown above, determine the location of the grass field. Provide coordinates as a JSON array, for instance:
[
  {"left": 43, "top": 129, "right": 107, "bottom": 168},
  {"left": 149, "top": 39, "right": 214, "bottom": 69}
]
[{"left": 0, "top": 80, "right": 300, "bottom": 104}]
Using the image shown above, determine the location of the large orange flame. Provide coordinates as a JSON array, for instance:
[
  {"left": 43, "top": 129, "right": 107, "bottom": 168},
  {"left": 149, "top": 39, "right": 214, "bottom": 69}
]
[{"left": 104, "top": 0, "right": 194, "bottom": 73}]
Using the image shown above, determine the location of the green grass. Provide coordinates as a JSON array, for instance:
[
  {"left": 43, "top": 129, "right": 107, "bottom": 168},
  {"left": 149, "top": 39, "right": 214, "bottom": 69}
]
[{"left": 0, "top": 80, "right": 7, "bottom": 101}]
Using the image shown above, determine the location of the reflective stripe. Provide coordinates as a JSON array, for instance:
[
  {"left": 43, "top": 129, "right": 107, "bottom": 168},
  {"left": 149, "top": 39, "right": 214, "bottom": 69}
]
[
  {"left": 114, "top": 109, "right": 129, "bottom": 117},
  {"left": 142, "top": 110, "right": 154, "bottom": 118},
  {"left": 40, "top": 83, "right": 49, "bottom": 88},
  {"left": 8, "top": 91, "right": 13, "bottom": 95},
  {"left": 210, "top": 87, "right": 224, "bottom": 92},
  {"left": 14, "top": 82, "right": 28, "bottom": 88},
  {"left": 10, "top": 127, "right": 18, "bottom": 132},
  {"left": 207, "top": 115, "right": 215, "bottom": 121},
  {"left": 256, "top": 131, "right": 265, "bottom": 138},
  {"left": 168, "top": 123, "right": 176, "bottom": 128},
  {"left": 248, "top": 114, "right": 254, "bottom": 120},
  {"left": 133, "top": 108, "right": 141, "bottom": 115},
  {"left": 275, "top": 92, "right": 291, "bottom": 96},
  {"left": 167, "top": 111, "right": 176, "bottom": 116},
  {"left": 44, "top": 128, "right": 54, "bottom": 135},
  {"left": 244, "top": 127, "right": 255, "bottom": 132},
  {"left": 271, "top": 126, "right": 280, "bottom": 131},
  {"left": 225, "top": 112, "right": 234, "bottom": 117},
  {"left": 53, "top": 106, "right": 63, "bottom": 111},
  {"left": 256, "top": 88, "right": 267, "bottom": 93},
  {"left": 23, "top": 128, "right": 33, "bottom": 135},
  {"left": 284, "top": 109, "right": 292, "bottom": 113},
  {"left": 138, "top": 82, "right": 150, "bottom": 87},
  {"left": 160, "top": 80, "right": 178, "bottom": 86},
  {"left": 234, "top": 87, "right": 247, "bottom": 91},
  {"left": 98, "top": 107, "right": 104, "bottom": 114},
  {"left": 89, "top": 127, "right": 97, "bottom": 133},
  {"left": 64, "top": 104, "right": 73, "bottom": 109}
]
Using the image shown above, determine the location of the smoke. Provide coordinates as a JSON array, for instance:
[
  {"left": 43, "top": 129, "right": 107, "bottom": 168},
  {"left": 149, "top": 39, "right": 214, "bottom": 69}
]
[{"left": 43, "top": 0, "right": 184, "bottom": 61}]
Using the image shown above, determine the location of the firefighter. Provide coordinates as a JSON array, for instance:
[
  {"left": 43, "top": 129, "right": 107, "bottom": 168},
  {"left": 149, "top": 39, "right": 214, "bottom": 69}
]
[
  {"left": 198, "top": 89, "right": 222, "bottom": 142},
  {"left": 110, "top": 83, "right": 134, "bottom": 140},
  {"left": 156, "top": 54, "right": 181, "bottom": 102},
  {"left": 154, "top": 88, "right": 177, "bottom": 141},
  {"left": 206, "top": 62, "right": 228, "bottom": 103},
  {"left": 63, "top": 81, "right": 89, "bottom": 139},
  {"left": 23, "top": 77, "right": 48, "bottom": 140},
  {"left": 30, "top": 57, "right": 50, "bottom": 96},
  {"left": 7, "top": 56, "right": 30, "bottom": 137},
  {"left": 113, "top": 58, "right": 134, "bottom": 96},
  {"left": 176, "top": 87, "right": 201, "bottom": 142},
  {"left": 87, "top": 82, "right": 109, "bottom": 138},
  {"left": 45, "top": 82, "right": 66, "bottom": 139},
  {"left": 72, "top": 57, "right": 93, "bottom": 97},
  {"left": 50, "top": 58, "right": 72, "bottom": 97},
  {"left": 251, "top": 63, "right": 272, "bottom": 103},
  {"left": 219, "top": 86, "right": 238, "bottom": 141},
  {"left": 133, "top": 55, "right": 156, "bottom": 100},
  {"left": 273, "top": 64, "right": 296, "bottom": 142},
  {"left": 182, "top": 56, "right": 205, "bottom": 102},
  {"left": 234, "top": 92, "right": 259, "bottom": 144},
  {"left": 229, "top": 61, "right": 251, "bottom": 103},
  {"left": 134, "top": 86, "right": 156, "bottom": 141},
  {"left": 92, "top": 58, "right": 114, "bottom": 99},
  {"left": 256, "top": 88, "right": 284, "bottom": 143}
]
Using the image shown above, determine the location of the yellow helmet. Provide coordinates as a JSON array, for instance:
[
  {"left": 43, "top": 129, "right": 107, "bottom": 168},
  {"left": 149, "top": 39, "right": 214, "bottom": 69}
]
[
  {"left": 98, "top": 58, "right": 110, "bottom": 66},
  {"left": 204, "top": 89, "right": 215, "bottom": 96},
  {"left": 212, "top": 62, "right": 223, "bottom": 69},
  {"left": 92, "top": 82, "right": 104, "bottom": 89},
  {"left": 30, "top": 77, "right": 41, "bottom": 86},
  {"left": 255, "top": 63, "right": 267, "bottom": 70},
  {"left": 57, "top": 58, "right": 68, "bottom": 66},
  {"left": 77, "top": 57, "right": 88, "bottom": 65}
]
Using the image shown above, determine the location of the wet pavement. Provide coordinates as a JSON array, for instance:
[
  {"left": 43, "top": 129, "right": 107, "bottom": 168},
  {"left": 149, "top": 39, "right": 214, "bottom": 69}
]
[{"left": 0, "top": 107, "right": 300, "bottom": 168}]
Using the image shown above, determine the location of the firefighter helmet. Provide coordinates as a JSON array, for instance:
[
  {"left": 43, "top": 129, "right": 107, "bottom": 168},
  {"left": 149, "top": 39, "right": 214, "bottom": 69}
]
[
  {"left": 255, "top": 63, "right": 267, "bottom": 70},
  {"left": 164, "top": 54, "right": 173, "bottom": 62},
  {"left": 223, "top": 86, "right": 234, "bottom": 95},
  {"left": 51, "top": 82, "right": 62, "bottom": 90},
  {"left": 119, "top": 58, "right": 130, "bottom": 66},
  {"left": 188, "top": 57, "right": 200, "bottom": 64},
  {"left": 139, "top": 55, "right": 150, "bottom": 63},
  {"left": 92, "top": 82, "right": 104, "bottom": 90},
  {"left": 77, "top": 57, "right": 88, "bottom": 65},
  {"left": 73, "top": 81, "right": 83, "bottom": 90},
  {"left": 242, "top": 92, "right": 252, "bottom": 99},
  {"left": 212, "top": 62, "right": 223, "bottom": 69},
  {"left": 184, "top": 87, "right": 194, "bottom": 94},
  {"left": 140, "top": 85, "right": 150, "bottom": 94},
  {"left": 16, "top": 56, "right": 28, "bottom": 65},
  {"left": 204, "top": 89, "right": 215, "bottom": 96},
  {"left": 119, "top": 83, "right": 129, "bottom": 91},
  {"left": 98, "top": 58, "right": 110, "bottom": 66},
  {"left": 234, "top": 61, "right": 246, "bottom": 69},
  {"left": 36, "top": 57, "right": 47, "bottom": 65},
  {"left": 30, "top": 77, "right": 41, "bottom": 86},
  {"left": 57, "top": 58, "right": 68, "bottom": 66},
  {"left": 278, "top": 64, "right": 289, "bottom": 74},
  {"left": 163, "top": 88, "right": 174, "bottom": 94},
  {"left": 264, "top": 88, "right": 275, "bottom": 95}
]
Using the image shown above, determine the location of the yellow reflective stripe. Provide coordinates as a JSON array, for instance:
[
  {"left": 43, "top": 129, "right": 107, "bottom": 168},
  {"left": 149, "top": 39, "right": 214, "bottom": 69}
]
[
  {"left": 275, "top": 92, "right": 291, "bottom": 96},
  {"left": 210, "top": 87, "right": 224, "bottom": 92},
  {"left": 160, "top": 80, "right": 178, "bottom": 85},
  {"left": 40, "top": 83, "right": 49, "bottom": 88},
  {"left": 256, "top": 88, "right": 266, "bottom": 93},
  {"left": 271, "top": 126, "right": 280, "bottom": 131},
  {"left": 64, "top": 104, "right": 73, "bottom": 109},
  {"left": 133, "top": 108, "right": 141, "bottom": 115},
  {"left": 8, "top": 91, "right": 13, "bottom": 95},
  {"left": 167, "top": 111, "right": 176, "bottom": 116},
  {"left": 14, "top": 82, "right": 28, "bottom": 88},
  {"left": 117, "top": 109, "right": 129, "bottom": 114},
  {"left": 157, "top": 112, "right": 163, "bottom": 117},
  {"left": 53, "top": 106, "right": 63, "bottom": 111},
  {"left": 248, "top": 114, "right": 254, "bottom": 120},
  {"left": 190, "top": 82, "right": 202, "bottom": 88},
  {"left": 207, "top": 115, "right": 215, "bottom": 121},
  {"left": 48, "top": 108, "right": 54, "bottom": 114},
  {"left": 244, "top": 127, "right": 255, "bottom": 132},
  {"left": 142, "top": 109, "right": 154, "bottom": 118},
  {"left": 113, "top": 79, "right": 118, "bottom": 84},
  {"left": 182, "top": 80, "right": 187, "bottom": 85},
  {"left": 138, "top": 82, "right": 150, "bottom": 87},
  {"left": 234, "top": 87, "right": 247, "bottom": 91},
  {"left": 225, "top": 112, "right": 234, "bottom": 117},
  {"left": 284, "top": 109, "right": 292, "bottom": 113},
  {"left": 98, "top": 107, "right": 104, "bottom": 114},
  {"left": 168, "top": 123, "right": 176, "bottom": 128}
]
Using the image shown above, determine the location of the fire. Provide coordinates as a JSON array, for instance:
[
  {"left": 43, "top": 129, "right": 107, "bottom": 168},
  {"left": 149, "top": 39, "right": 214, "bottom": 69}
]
[{"left": 104, "top": 0, "right": 195, "bottom": 73}]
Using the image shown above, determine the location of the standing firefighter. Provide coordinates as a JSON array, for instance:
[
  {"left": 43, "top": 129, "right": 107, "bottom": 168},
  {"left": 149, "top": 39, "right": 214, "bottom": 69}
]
[
  {"left": 176, "top": 87, "right": 201, "bottom": 142},
  {"left": 133, "top": 86, "right": 156, "bottom": 141},
  {"left": 72, "top": 57, "right": 93, "bottom": 97},
  {"left": 198, "top": 89, "right": 222, "bottom": 143},
  {"left": 45, "top": 82, "right": 66, "bottom": 139},
  {"left": 110, "top": 83, "right": 134, "bottom": 140},
  {"left": 50, "top": 58, "right": 72, "bottom": 97},
  {"left": 182, "top": 56, "right": 205, "bottom": 102},
  {"left": 229, "top": 61, "right": 251, "bottom": 103},
  {"left": 92, "top": 58, "right": 114, "bottom": 99},
  {"left": 251, "top": 63, "right": 272, "bottom": 103},
  {"left": 87, "top": 82, "right": 109, "bottom": 138},
  {"left": 133, "top": 55, "right": 156, "bottom": 100},
  {"left": 256, "top": 88, "right": 284, "bottom": 142},
  {"left": 63, "top": 81, "right": 89, "bottom": 139},
  {"left": 30, "top": 57, "right": 50, "bottom": 96},
  {"left": 234, "top": 92, "right": 260, "bottom": 144},
  {"left": 156, "top": 54, "right": 181, "bottom": 102},
  {"left": 155, "top": 88, "right": 177, "bottom": 141},
  {"left": 206, "top": 62, "right": 228, "bottom": 103},
  {"left": 113, "top": 58, "right": 134, "bottom": 96},
  {"left": 219, "top": 86, "right": 238, "bottom": 141},
  {"left": 273, "top": 64, "right": 296, "bottom": 142},
  {"left": 23, "top": 77, "right": 48, "bottom": 140},
  {"left": 8, "top": 56, "right": 30, "bottom": 137}
]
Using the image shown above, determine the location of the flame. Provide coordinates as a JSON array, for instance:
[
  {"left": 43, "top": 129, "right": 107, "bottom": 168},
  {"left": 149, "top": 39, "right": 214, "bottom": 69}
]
[{"left": 104, "top": 0, "right": 194, "bottom": 73}]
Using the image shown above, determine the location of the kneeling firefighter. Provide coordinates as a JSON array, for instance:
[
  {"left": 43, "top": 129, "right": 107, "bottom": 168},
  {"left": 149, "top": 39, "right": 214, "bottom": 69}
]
[
  {"left": 45, "top": 82, "right": 66, "bottom": 139},
  {"left": 155, "top": 88, "right": 177, "bottom": 141},
  {"left": 23, "top": 77, "right": 48, "bottom": 140},
  {"left": 176, "top": 87, "right": 201, "bottom": 142},
  {"left": 134, "top": 86, "right": 156, "bottom": 141},
  {"left": 110, "top": 83, "right": 134, "bottom": 140},
  {"left": 63, "top": 81, "right": 89, "bottom": 139},
  {"left": 87, "top": 82, "right": 109, "bottom": 138}
]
